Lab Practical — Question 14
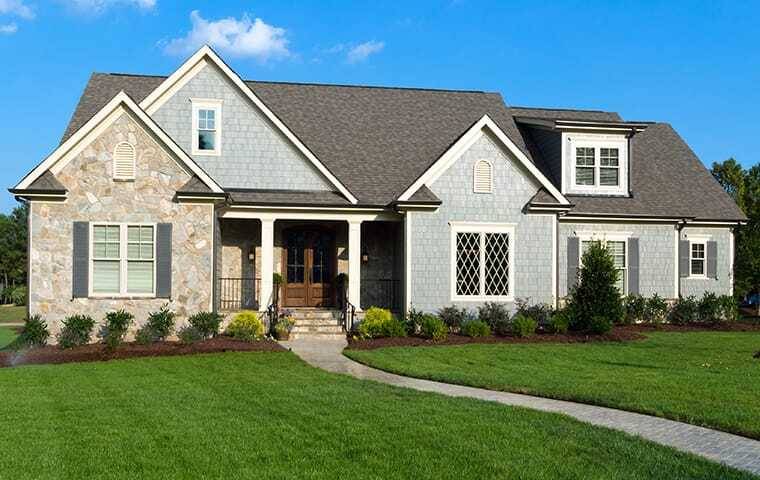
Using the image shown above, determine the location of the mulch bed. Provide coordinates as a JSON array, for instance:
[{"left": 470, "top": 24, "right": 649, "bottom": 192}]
[
  {"left": 0, "top": 336, "right": 286, "bottom": 368},
  {"left": 346, "top": 322, "right": 760, "bottom": 351}
]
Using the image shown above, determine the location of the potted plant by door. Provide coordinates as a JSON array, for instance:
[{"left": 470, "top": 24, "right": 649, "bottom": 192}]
[{"left": 274, "top": 314, "right": 295, "bottom": 341}]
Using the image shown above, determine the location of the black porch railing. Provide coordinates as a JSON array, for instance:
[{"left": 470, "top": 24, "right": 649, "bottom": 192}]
[
  {"left": 361, "top": 278, "right": 402, "bottom": 312},
  {"left": 218, "top": 277, "right": 259, "bottom": 311}
]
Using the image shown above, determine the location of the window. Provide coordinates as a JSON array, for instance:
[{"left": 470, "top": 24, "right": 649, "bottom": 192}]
[
  {"left": 690, "top": 242, "right": 706, "bottom": 276},
  {"left": 191, "top": 99, "right": 222, "bottom": 155},
  {"left": 599, "top": 148, "right": 619, "bottom": 186},
  {"left": 473, "top": 159, "right": 493, "bottom": 193},
  {"left": 581, "top": 239, "right": 627, "bottom": 294},
  {"left": 451, "top": 223, "right": 514, "bottom": 301},
  {"left": 565, "top": 134, "right": 627, "bottom": 195},
  {"left": 112, "top": 142, "right": 136, "bottom": 180},
  {"left": 575, "top": 147, "right": 620, "bottom": 187},
  {"left": 91, "top": 224, "right": 155, "bottom": 296},
  {"left": 575, "top": 147, "right": 595, "bottom": 185}
]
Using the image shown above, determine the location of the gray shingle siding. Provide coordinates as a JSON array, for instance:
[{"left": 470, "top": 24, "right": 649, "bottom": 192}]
[
  {"left": 409, "top": 133, "right": 554, "bottom": 314},
  {"left": 150, "top": 64, "right": 333, "bottom": 191},
  {"left": 680, "top": 226, "right": 732, "bottom": 297}
]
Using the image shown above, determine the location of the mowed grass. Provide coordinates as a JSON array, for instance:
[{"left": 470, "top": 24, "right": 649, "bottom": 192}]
[
  {"left": 0, "top": 326, "right": 18, "bottom": 349},
  {"left": 0, "top": 305, "right": 25, "bottom": 323},
  {"left": 346, "top": 332, "right": 760, "bottom": 439},
  {"left": 0, "top": 352, "right": 754, "bottom": 479}
]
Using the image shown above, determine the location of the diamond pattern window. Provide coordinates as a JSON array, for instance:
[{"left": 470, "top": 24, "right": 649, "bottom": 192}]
[{"left": 453, "top": 224, "right": 513, "bottom": 300}]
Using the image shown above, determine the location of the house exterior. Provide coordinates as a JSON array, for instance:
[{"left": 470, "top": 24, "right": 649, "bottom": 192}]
[{"left": 11, "top": 46, "right": 745, "bottom": 338}]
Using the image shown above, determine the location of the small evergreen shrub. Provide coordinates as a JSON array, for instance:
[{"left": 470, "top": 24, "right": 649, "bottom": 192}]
[
  {"left": 548, "top": 309, "right": 570, "bottom": 334},
  {"left": 404, "top": 307, "right": 425, "bottom": 335},
  {"left": 511, "top": 313, "right": 537, "bottom": 338},
  {"left": 226, "top": 311, "right": 265, "bottom": 342},
  {"left": 57, "top": 314, "right": 95, "bottom": 349},
  {"left": 437, "top": 306, "right": 473, "bottom": 332},
  {"left": 358, "top": 307, "right": 406, "bottom": 339},
  {"left": 669, "top": 296, "right": 698, "bottom": 325},
  {"left": 135, "top": 305, "right": 176, "bottom": 344},
  {"left": 188, "top": 311, "right": 223, "bottom": 339},
  {"left": 515, "top": 298, "right": 553, "bottom": 328},
  {"left": 698, "top": 292, "right": 721, "bottom": 324},
  {"left": 644, "top": 294, "right": 668, "bottom": 326},
  {"left": 623, "top": 294, "right": 646, "bottom": 325},
  {"left": 460, "top": 319, "right": 491, "bottom": 337},
  {"left": 567, "top": 241, "right": 624, "bottom": 332},
  {"left": 177, "top": 325, "right": 203, "bottom": 344},
  {"left": 18, "top": 314, "right": 49, "bottom": 347},
  {"left": 478, "top": 302, "right": 510, "bottom": 331},
  {"left": 589, "top": 315, "right": 612, "bottom": 335},
  {"left": 419, "top": 314, "right": 447, "bottom": 341},
  {"left": 718, "top": 295, "right": 738, "bottom": 323},
  {"left": 101, "top": 310, "right": 134, "bottom": 350}
]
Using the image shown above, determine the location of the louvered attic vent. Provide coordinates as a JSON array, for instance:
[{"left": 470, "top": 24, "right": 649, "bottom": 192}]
[
  {"left": 113, "top": 142, "right": 136, "bottom": 180},
  {"left": 473, "top": 159, "right": 493, "bottom": 193}
]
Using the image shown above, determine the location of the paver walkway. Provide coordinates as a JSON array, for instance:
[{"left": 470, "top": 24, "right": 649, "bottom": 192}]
[{"left": 281, "top": 338, "right": 760, "bottom": 476}]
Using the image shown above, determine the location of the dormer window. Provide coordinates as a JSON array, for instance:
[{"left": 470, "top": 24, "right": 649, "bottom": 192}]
[
  {"left": 564, "top": 133, "right": 628, "bottom": 196},
  {"left": 191, "top": 99, "right": 222, "bottom": 155}
]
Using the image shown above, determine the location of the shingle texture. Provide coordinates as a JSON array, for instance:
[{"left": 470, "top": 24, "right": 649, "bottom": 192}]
[
  {"left": 22, "top": 171, "right": 66, "bottom": 192},
  {"left": 509, "top": 106, "right": 623, "bottom": 122},
  {"left": 227, "top": 189, "right": 352, "bottom": 206}
]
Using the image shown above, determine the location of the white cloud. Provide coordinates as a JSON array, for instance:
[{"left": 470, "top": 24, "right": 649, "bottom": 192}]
[
  {"left": 162, "top": 10, "right": 290, "bottom": 62},
  {"left": 346, "top": 40, "right": 384, "bottom": 64},
  {"left": 61, "top": 0, "right": 156, "bottom": 14},
  {"left": 0, "top": 22, "right": 17, "bottom": 34},
  {"left": 0, "top": 0, "right": 34, "bottom": 19}
]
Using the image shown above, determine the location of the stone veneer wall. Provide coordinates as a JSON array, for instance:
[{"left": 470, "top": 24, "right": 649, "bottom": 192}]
[{"left": 29, "top": 112, "right": 214, "bottom": 342}]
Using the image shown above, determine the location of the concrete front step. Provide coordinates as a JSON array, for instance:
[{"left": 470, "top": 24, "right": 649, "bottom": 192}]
[
  {"left": 289, "top": 332, "right": 346, "bottom": 341},
  {"left": 291, "top": 324, "right": 344, "bottom": 334}
]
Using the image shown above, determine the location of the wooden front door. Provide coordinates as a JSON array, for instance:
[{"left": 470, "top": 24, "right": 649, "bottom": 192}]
[{"left": 283, "top": 229, "right": 334, "bottom": 307}]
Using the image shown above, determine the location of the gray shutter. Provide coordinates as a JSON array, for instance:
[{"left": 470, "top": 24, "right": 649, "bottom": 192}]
[
  {"left": 72, "top": 221, "right": 89, "bottom": 298},
  {"left": 627, "top": 238, "right": 639, "bottom": 295},
  {"left": 706, "top": 241, "right": 718, "bottom": 279},
  {"left": 567, "top": 237, "right": 579, "bottom": 292},
  {"left": 156, "top": 223, "right": 172, "bottom": 298},
  {"left": 679, "top": 240, "right": 690, "bottom": 278}
]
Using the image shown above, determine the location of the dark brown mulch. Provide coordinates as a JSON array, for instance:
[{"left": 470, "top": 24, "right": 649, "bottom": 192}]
[
  {"left": 0, "top": 336, "right": 286, "bottom": 368},
  {"left": 618, "top": 322, "right": 760, "bottom": 333}
]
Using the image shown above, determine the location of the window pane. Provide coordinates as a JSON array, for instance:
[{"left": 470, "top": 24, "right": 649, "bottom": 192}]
[
  {"left": 127, "top": 243, "right": 140, "bottom": 259},
  {"left": 485, "top": 233, "right": 510, "bottom": 296},
  {"left": 128, "top": 226, "right": 140, "bottom": 242},
  {"left": 93, "top": 226, "right": 106, "bottom": 242},
  {"left": 93, "top": 243, "right": 106, "bottom": 258},
  {"left": 691, "top": 259, "right": 704, "bottom": 275},
  {"left": 616, "top": 269, "right": 626, "bottom": 293},
  {"left": 600, "top": 148, "right": 619, "bottom": 166},
  {"left": 198, "top": 130, "right": 216, "bottom": 150},
  {"left": 127, "top": 261, "right": 154, "bottom": 293},
  {"left": 206, "top": 109, "right": 215, "bottom": 121},
  {"left": 576, "top": 147, "right": 595, "bottom": 166},
  {"left": 691, "top": 243, "right": 705, "bottom": 259},
  {"left": 576, "top": 167, "right": 595, "bottom": 185},
  {"left": 93, "top": 260, "right": 120, "bottom": 293},
  {"left": 105, "top": 243, "right": 120, "bottom": 259},
  {"left": 456, "top": 232, "right": 480, "bottom": 296},
  {"left": 141, "top": 243, "right": 154, "bottom": 260},
  {"left": 600, "top": 167, "right": 619, "bottom": 186},
  {"left": 608, "top": 241, "right": 626, "bottom": 268},
  {"left": 141, "top": 226, "right": 154, "bottom": 242},
  {"left": 106, "top": 226, "right": 120, "bottom": 242}
]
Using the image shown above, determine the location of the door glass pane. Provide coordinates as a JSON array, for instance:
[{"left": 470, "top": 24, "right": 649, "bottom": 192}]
[
  {"left": 311, "top": 233, "right": 330, "bottom": 284},
  {"left": 287, "top": 232, "right": 306, "bottom": 283}
]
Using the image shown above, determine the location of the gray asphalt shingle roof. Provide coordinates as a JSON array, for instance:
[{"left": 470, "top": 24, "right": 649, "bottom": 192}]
[{"left": 227, "top": 189, "right": 352, "bottom": 207}]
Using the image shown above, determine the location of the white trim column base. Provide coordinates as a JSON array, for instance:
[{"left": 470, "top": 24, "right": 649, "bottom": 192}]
[
  {"left": 348, "top": 220, "right": 362, "bottom": 311},
  {"left": 259, "top": 218, "right": 274, "bottom": 311}
]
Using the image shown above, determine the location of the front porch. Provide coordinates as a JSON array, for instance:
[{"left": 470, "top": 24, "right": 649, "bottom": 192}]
[{"left": 214, "top": 209, "right": 405, "bottom": 316}]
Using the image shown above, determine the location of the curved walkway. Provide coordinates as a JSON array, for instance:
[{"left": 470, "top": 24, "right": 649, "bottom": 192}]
[{"left": 282, "top": 338, "right": 760, "bottom": 476}]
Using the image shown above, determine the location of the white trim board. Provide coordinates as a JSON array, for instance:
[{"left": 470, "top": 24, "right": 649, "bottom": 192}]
[
  {"left": 138, "top": 45, "right": 359, "bottom": 205},
  {"left": 398, "top": 114, "right": 569, "bottom": 205},
  {"left": 14, "top": 92, "right": 223, "bottom": 194}
]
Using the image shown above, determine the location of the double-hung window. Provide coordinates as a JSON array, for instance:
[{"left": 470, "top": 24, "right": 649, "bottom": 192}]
[
  {"left": 690, "top": 242, "right": 706, "bottom": 277},
  {"left": 581, "top": 239, "right": 627, "bottom": 294},
  {"left": 575, "top": 147, "right": 596, "bottom": 185},
  {"left": 91, "top": 224, "right": 155, "bottom": 296},
  {"left": 574, "top": 147, "right": 620, "bottom": 187},
  {"left": 191, "top": 99, "right": 222, "bottom": 155},
  {"left": 451, "top": 223, "right": 514, "bottom": 301}
]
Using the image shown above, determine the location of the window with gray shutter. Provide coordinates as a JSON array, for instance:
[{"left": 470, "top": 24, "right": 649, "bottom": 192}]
[
  {"left": 627, "top": 238, "right": 639, "bottom": 295},
  {"left": 706, "top": 241, "right": 718, "bottom": 279},
  {"left": 156, "top": 223, "right": 172, "bottom": 298},
  {"left": 567, "top": 237, "right": 579, "bottom": 292},
  {"left": 72, "top": 221, "right": 89, "bottom": 298},
  {"left": 679, "top": 240, "right": 690, "bottom": 278}
]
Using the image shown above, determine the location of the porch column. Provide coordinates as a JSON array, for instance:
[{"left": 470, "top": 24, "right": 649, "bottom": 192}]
[
  {"left": 348, "top": 220, "right": 362, "bottom": 310},
  {"left": 259, "top": 218, "right": 274, "bottom": 311}
]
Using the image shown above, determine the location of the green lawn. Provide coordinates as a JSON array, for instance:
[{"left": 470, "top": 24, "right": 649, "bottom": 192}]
[
  {"left": 0, "top": 305, "right": 25, "bottom": 323},
  {"left": 0, "top": 352, "right": 753, "bottom": 479},
  {"left": 0, "top": 326, "right": 18, "bottom": 349},
  {"left": 346, "top": 332, "right": 760, "bottom": 440}
]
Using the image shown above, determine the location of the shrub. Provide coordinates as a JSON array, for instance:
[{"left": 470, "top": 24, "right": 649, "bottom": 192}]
[
  {"left": 623, "top": 294, "right": 646, "bottom": 325},
  {"left": 718, "top": 295, "right": 739, "bottom": 323},
  {"left": 644, "top": 294, "right": 668, "bottom": 326},
  {"left": 515, "top": 298, "right": 553, "bottom": 328},
  {"left": 548, "top": 309, "right": 570, "bottom": 334},
  {"left": 177, "top": 325, "right": 203, "bottom": 344},
  {"left": 419, "top": 314, "right": 447, "bottom": 341},
  {"left": 670, "top": 296, "right": 698, "bottom": 325},
  {"left": 437, "top": 306, "right": 473, "bottom": 332},
  {"left": 100, "top": 310, "right": 134, "bottom": 350},
  {"left": 358, "top": 307, "right": 406, "bottom": 339},
  {"left": 404, "top": 307, "right": 425, "bottom": 335},
  {"left": 57, "top": 314, "right": 95, "bottom": 349},
  {"left": 18, "top": 314, "right": 49, "bottom": 347},
  {"left": 698, "top": 292, "right": 721, "bottom": 324},
  {"left": 227, "top": 311, "right": 265, "bottom": 342},
  {"left": 135, "top": 305, "right": 176, "bottom": 344},
  {"left": 460, "top": 319, "right": 491, "bottom": 337},
  {"left": 567, "top": 241, "right": 624, "bottom": 332},
  {"left": 10, "top": 286, "right": 27, "bottom": 306},
  {"left": 511, "top": 313, "right": 537, "bottom": 338},
  {"left": 589, "top": 315, "right": 612, "bottom": 335},
  {"left": 188, "top": 311, "right": 223, "bottom": 339},
  {"left": 478, "top": 302, "right": 510, "bottom": 331}
]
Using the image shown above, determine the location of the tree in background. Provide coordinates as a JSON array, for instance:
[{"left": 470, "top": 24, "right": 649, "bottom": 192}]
[
  {"left": 0, "top": 203, "right": 28, "bottom": 304},
  {"left": 711, "top": 159, "right": 760, "bottom": 298}
]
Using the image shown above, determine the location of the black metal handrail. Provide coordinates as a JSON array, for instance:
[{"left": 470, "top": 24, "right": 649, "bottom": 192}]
[
  {"left": 218, "top": 277, "right": 259, "bottom": 311},
  {"left": 342, "top": 300, "right": 356, "bottom": 333}
]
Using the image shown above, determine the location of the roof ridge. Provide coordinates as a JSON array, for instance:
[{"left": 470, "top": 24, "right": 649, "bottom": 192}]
[{"left": 509, "top": 105, "right": 616, "bottom": 114}]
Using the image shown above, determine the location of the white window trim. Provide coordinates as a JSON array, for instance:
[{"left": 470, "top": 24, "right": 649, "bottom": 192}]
[
  {"left": 88, "top": 222, "right": 157, "bottom": 298},
  {"left": 450, "top": 222, "right": 515, "bottom": 302},
  {"left": 191, "top": 98, "right": 222, "bottom": 156},
  {"left": 688, "top": 236, "right": 710, "bottom": 279},
  {"left": 473, "top": 159, "right": 494, "bottom": 194},
  {"left": 564, "top": 133, "right": 628, "bottom": 196},
  {"left": 578, "top": 233, "right": 629, "bottom": 295}
]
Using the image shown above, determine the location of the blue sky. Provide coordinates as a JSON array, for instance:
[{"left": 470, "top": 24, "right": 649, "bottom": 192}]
[{"left": 1, "top": 0, "right": 758, "bottom": 212}]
